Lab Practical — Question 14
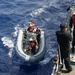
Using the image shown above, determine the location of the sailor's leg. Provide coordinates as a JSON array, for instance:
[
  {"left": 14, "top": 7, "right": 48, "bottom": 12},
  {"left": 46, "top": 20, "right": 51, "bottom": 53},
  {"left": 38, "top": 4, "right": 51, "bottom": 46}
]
[
  {"left": 64, "top": 57, "right": 72, "bottom": 72},
  {"left": 64, "top": 57, "right": 72, "bottom": 71},
  {"left": 64, "top": 49, "right": 72, "bottom": 71}
]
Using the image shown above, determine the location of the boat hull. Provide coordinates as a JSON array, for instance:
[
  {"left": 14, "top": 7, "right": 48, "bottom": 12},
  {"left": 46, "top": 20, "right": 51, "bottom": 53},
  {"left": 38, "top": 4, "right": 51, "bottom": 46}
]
[{"left": 16, "top": 29, "right": 45, "bottom": 63}]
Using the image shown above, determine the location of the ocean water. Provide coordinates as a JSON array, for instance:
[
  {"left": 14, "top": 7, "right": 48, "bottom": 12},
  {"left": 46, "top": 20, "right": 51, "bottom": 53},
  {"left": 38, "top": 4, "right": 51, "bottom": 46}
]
[{"left": 0, "top": 0, "right": 75, "bottom": 75}]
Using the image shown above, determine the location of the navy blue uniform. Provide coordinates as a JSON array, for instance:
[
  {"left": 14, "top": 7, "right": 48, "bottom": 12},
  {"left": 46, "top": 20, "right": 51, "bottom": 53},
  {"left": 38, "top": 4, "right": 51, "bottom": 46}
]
[{"left": 56, "top": 30, "right": 72, "bottom": 71}]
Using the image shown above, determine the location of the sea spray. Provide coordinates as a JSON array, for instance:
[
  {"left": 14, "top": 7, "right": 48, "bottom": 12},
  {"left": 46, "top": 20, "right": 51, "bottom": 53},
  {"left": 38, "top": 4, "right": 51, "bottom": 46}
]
[{"left": 1, "top": 37, "right": 14, "bottom": 58}]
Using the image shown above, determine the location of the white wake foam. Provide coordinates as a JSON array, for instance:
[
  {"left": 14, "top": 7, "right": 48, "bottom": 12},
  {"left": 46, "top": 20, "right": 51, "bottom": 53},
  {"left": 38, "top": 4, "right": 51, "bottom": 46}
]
[
  {"left": 30, "top": 8, "right": 44, "bottom": 17},
  {"left": 12, "top": 24, "right": 21, "bottom": 37},
  {"left": 1, "top": 37, "right": 14, "bottom": 57},
  {"left": 1, "top": 37, "right": 14, "bottom": 48}
]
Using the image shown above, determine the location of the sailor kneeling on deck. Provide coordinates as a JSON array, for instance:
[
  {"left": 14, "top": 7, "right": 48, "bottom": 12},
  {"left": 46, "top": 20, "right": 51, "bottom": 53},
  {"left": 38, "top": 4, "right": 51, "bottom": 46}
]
[{"left": 56, "top": 24, "right": 73, "bottom": 73}]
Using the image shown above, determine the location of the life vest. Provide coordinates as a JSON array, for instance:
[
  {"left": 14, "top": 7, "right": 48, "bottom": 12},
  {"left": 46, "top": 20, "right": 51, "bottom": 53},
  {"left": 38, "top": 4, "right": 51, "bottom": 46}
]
[{"left": 72, "top": 14, "right": 75, "bottom": 26}]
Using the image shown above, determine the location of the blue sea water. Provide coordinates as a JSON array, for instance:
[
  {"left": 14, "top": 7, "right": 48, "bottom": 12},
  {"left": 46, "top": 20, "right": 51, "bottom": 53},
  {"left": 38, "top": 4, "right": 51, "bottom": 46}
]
[{"left": 0, "top": 0, "right": 75, "bottom": 75}]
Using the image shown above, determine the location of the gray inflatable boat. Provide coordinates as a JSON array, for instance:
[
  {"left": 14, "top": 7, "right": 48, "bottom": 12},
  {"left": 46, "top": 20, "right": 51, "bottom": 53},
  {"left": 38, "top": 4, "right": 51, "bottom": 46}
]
[{"left": 16, "top": 29, "right": 45, "bottom": 63}]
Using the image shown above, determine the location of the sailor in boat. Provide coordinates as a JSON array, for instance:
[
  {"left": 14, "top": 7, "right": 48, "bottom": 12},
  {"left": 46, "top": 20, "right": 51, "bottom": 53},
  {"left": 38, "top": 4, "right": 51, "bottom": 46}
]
[
  {"left": 56, "top": 24, "right": 73, "bottom": 73},
  {"left": 23, "top": 22, "right": 39, "bottom": 55},
  {"left": 28, "top": 37, "right": 38, "bottom": 55},
  {"left": 26, "top": 22, "right": 37, "bottom": 41},
  {"left": 69, "top": 13, "right": 75, "bottom": 54}
]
